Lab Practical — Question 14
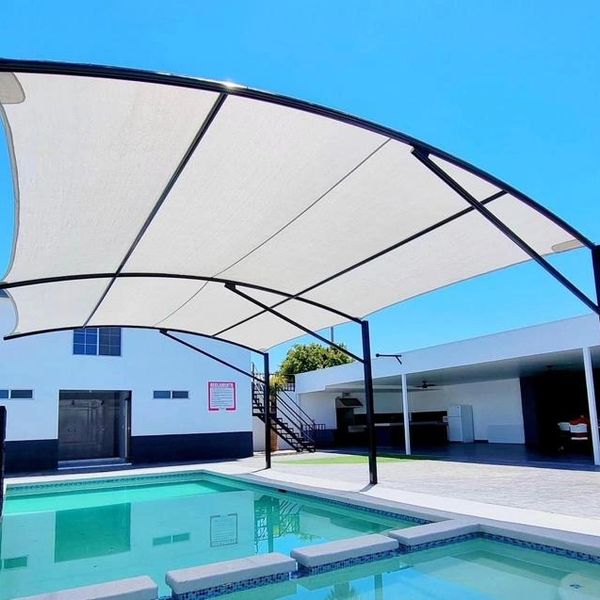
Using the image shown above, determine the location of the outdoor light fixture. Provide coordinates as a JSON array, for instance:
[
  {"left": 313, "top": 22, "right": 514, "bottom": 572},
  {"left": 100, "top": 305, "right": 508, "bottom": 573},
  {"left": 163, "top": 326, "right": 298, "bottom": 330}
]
[{"left": 375, "top": 353, "right": 403, "bottom": 365}]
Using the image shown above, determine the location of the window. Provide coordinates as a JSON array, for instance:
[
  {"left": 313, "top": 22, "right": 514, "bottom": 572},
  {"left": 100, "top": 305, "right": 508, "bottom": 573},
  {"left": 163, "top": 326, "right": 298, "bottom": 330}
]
[
  {"left": 0, "top": 389, "right": 33, "bottom": 399},
  {"left": 2, "top": 556, "right": 28, "bottom": 569},
  {"left": 73, "top": 328, "right": 121, "bottom": 356},
  {"left": 10, "top": 390, "right": 33, "bottom": 399},
  {"left": 152, "top": 533, "right": 190, "bottom": 546},
  {"left": 99, "top": 327, "right": 122, "bottom": 356},
  {"left": 73, "top": 328, "right": 97, "bottom": 355},
  {"left": 153, "top": 390, "right": 189, "bottom": 399}
]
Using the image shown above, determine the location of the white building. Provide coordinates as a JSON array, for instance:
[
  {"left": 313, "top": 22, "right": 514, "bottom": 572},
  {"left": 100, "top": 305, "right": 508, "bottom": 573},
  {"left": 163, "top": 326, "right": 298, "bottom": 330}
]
[
  {"left": 295, "top": 314, "right": 600, "bottom": 464},
  {"left": 0, "top": 291, "right": 253, "bottom": 473},
  {"left": 3, "top": 276, "right": 600, "bottom": 474}
]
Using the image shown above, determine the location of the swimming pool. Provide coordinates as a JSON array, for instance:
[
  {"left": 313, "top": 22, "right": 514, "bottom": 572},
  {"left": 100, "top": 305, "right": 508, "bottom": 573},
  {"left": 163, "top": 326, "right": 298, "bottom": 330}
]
[
  {"left": 217, "top": 538, "right": 600, "bottom": 600},
  {"left": 0, "top": 473, "right": 415, "bottom": 599}
]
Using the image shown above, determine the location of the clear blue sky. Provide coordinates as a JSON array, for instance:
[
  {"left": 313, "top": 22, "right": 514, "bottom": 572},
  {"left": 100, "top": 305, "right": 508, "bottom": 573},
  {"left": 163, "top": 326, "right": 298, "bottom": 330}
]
[{"left": 1, "top": 1, "right": 599, "bottom": 368}]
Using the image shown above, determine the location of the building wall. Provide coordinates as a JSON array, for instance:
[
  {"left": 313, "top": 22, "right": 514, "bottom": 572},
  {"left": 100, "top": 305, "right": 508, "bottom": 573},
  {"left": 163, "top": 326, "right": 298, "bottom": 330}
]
[
  {"left": 295, "top": 314, "right": 600, "bottom": 395},
  {"left": 299, "top": 378, "right": 525, "bottom": 444},
  {"left": 0, "top": 298, "right": 253, "bottom": 472},
  {"left": 405, "top": 379, "right": 524, "bottom": 443}
]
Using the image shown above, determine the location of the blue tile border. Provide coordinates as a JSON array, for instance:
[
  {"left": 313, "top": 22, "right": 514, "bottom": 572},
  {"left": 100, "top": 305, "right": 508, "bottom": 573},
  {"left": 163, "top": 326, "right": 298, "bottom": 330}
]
[
  {"left": 171, "top": 572, "right": 290, "bottom": 600},
  {"left": 7, "top": 471, "right": 207, "bottom": 495},
  {"left": 294, "top": 549, "right": 400, "bottom": 576},
  {"left": 8, "top": 470, "right": 600, "bottom": 600},
  {"left": 479, "top": 533, "right": 600, "bottom": 565},
  {"left": 398, "top": 532, "right": 480, "bottom": 553},
  {"left": 7, "top": 471, "right": 428, "bottom": 526},
  {"left": 394, "top": 532, "right": 600, "bottom": 565},
  {"left": 200, "top": 473, "right": 429, "bottom": 526},
  {"left": 162, "top": 534, "right": 600, "bottom": 599},
  {"left": 309, "top": 494, "right": 428, "bottom": 526}
]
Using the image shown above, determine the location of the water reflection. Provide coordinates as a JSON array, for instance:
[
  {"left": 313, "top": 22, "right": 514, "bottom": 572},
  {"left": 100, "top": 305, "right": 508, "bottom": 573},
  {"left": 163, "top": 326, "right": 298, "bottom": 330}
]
[
  {"left": 54, "top": 503, "right": 131, "bottom": 562},
  {"left": 0, "top": 482, "right": 395, "bottom": 599},
  {"left": 324, "top": 583, "right": 361, "bottom": 599}
]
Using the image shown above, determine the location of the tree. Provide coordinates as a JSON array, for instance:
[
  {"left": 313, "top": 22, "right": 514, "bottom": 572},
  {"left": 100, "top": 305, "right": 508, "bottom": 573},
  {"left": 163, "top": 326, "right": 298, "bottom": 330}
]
[{"left": 279, "top": 342, "right": 354, "bottom": 377}]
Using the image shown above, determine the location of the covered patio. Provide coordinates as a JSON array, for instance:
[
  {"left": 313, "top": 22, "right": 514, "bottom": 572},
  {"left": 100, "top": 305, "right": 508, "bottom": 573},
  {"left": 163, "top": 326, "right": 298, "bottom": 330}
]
[
  {"left": 296, "top": 315, "right": 600, "bottom": 467},
  {"left": 1, "top": 58, "right": 600, "bottom": 501}
]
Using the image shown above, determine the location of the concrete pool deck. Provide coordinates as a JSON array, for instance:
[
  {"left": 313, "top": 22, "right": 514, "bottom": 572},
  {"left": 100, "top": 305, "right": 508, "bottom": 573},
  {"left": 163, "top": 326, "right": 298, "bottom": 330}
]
[
  {"left": 210, "top": 451, "right": 600, "bottom": 537},
  {"left": 5, "top": 450, "right": 600, "bottom": 538}
]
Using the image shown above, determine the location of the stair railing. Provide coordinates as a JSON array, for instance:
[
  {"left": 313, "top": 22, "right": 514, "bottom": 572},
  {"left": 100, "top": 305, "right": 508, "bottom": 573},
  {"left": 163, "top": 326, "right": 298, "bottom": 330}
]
[{"left": 251, "top": 364, "right": 324, "bottom": 450}]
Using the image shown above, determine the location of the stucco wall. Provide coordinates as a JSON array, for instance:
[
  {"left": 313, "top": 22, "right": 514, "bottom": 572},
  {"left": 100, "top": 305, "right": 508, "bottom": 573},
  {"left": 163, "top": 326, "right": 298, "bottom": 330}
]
[
  {"left": 0, "top": 298, "right": 252, "bottom": 443},
  {"left": 299, "top": 378, "right": 525, "bottom": 443}
]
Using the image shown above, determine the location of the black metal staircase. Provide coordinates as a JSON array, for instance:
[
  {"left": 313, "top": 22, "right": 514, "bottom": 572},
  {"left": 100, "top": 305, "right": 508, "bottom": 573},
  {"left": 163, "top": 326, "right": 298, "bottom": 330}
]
[
  {"left": 254, "top": 496, "right": 301, "bottom": 550},
  {"left": 252, "top": 370, "right": 321, "bottom": 453}
]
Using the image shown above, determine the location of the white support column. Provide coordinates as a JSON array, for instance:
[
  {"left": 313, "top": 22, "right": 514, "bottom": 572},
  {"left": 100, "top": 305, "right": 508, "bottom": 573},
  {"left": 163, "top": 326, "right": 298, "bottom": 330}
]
[
  {"left": 582, "top": 347, "right": 600, "bottom": 466},
  {"left": 401, "top": 372, "right": 411, "bottom": 456}
]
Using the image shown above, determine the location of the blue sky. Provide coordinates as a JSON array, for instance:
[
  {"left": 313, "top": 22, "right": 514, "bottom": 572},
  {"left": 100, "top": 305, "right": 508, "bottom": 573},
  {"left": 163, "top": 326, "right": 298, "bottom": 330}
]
[{"left": 1, "top": 1, "right": 599, "bottom": 368}]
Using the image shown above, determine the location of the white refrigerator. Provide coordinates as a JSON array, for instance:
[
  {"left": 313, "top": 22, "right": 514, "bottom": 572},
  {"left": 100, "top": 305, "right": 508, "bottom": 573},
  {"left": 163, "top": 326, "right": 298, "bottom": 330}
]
[{"left": 447, "top": 405, "right": 474, "bottom": 443}]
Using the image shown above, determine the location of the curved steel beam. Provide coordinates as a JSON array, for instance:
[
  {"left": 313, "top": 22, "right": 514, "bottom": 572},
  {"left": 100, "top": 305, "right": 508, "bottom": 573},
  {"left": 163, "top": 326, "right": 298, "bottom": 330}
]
[
  {"left": 214, "top": 191, "right": 506, "bottom": 336},
  {"left": 0, "top": 271, "right": 361, "bottom": 325},
  {"left": 0, "top": 57, "right": 592, "bottom": 249},
  {"left": 160, "top": 330, "right": 265, "bottom": 377},
  {"left": 3, "top": 323, "right": 264, "bottom": 354},
  {"left": 225, "top": 283, "right": 363, "bottom": 362},
  {"left": 412, "top": 149, "right": 600, "bottom": 316}
]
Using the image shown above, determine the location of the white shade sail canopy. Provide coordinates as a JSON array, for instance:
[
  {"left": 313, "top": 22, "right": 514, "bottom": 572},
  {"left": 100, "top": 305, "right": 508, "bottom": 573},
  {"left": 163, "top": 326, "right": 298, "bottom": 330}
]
[{"left": 0, "top": 60, "right": 594, "bottom": 352}]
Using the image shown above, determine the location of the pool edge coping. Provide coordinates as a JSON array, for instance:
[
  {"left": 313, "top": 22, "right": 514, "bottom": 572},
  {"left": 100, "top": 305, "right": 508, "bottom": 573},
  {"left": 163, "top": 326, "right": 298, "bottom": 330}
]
[{"left": 4, "top": 465, "right": 600, "bottom": 561}]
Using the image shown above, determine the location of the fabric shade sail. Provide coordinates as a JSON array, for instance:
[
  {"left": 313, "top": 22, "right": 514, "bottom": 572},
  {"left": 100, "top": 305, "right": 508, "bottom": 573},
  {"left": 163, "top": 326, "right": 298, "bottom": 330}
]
[{"left": 0, "top": 61, "right": 592, "bottom": 351}]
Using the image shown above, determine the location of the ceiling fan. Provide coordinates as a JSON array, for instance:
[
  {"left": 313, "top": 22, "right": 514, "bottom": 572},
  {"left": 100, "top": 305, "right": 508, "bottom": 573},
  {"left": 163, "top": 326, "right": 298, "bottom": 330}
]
[{"left": 409, "top": 380, "right": 440, "bottom": 391}]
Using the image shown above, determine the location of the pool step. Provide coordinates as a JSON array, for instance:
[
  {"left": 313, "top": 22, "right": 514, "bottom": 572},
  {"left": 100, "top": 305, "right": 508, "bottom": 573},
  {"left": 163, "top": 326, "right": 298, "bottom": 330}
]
[
  {"left": 291, "top": 533, "right": 399, "bottom": 571},
  {"left": 388, "top": 519, "right": 480, "bottom": 549},
  {"left": 14, "top": 576, "right": 158, "bottom": 600},
  {"left": 165, "top": 552, "right": 297, "bottom": 598}
]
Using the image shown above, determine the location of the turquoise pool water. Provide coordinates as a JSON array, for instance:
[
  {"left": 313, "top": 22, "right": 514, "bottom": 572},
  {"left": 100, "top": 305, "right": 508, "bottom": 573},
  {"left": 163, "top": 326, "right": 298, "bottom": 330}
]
[
  {"left": 0, "top": 474, "right": 410, "bottom": 599},
  {"left": 225, "top": 539, "right": 600, "bottom": 600}
]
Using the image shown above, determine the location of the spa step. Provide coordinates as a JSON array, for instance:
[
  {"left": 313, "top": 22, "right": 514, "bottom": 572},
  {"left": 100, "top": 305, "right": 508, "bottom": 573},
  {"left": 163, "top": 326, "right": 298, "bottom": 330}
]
[
  {"left": 166, "top": 552, "right": 297, "bottom": 596},
  {"left": 15, "top": 576, "right": 158, "bottom": 600},
  {"left": 388, "top": 519, "right": 480, "bottom": 547},
  {"left": 291, "top": 533, "right": 399, "bottom": 569}
]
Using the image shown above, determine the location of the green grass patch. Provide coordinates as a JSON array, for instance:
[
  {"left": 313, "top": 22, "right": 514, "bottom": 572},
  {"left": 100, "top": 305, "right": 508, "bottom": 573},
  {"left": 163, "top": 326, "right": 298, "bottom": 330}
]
[{"left": 277, "top": 453, "right": 430, "bottom": 465}]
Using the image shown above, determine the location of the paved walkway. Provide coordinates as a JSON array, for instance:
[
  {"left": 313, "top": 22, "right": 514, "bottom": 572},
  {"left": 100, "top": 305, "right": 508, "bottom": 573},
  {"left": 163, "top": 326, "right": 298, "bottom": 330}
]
[
  {"left": 271, "top": 452, "right": 600, "bottom": 516},
  {"left": 263, "top": 451, "right": 600, "bottom": 521},
  {"left": 391, "top": 442, "right": 596, "bottom": 469}
]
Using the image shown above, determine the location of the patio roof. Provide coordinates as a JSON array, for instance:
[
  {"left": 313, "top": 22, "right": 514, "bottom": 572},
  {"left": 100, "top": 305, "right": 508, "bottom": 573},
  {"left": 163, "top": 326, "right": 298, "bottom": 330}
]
[{"left": 0, "top": 60, "right": 596, "bottom": 352}]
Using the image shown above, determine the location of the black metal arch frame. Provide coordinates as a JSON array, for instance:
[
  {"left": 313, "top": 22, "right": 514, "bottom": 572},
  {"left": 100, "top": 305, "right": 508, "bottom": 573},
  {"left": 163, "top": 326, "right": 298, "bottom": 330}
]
[
  {"left": 0, "top": 57, "right": 592, "bottom": 248},
  {"left": 0, "top": 276, "right": 379, "bottom": 481},
  {"left": 0, "top": 272, "right": 362, "bottom": 325},
  {"left": 0, "top": 58, "right": 599, "bottom": 488}
]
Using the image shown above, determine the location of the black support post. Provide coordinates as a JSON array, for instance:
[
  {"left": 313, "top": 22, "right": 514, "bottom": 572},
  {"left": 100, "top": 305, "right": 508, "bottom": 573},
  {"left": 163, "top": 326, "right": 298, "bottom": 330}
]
[
  {"left": 0, "top": 406, "right": 6, "bottom": 518},
  {"left": 264, "top": 352, "right": 271, "bottom": 470},
  {"left": 592, "top": 246, "right": 600, "bottom": 320},
  {"left": 224, "top": 283, "right": 378, "bottom": 483},
  {"left": 159, "top": 330, "right": 272, "bottom": 471},
  {"left": 361, "top": 320, "right": 378, "bottom": 485}
]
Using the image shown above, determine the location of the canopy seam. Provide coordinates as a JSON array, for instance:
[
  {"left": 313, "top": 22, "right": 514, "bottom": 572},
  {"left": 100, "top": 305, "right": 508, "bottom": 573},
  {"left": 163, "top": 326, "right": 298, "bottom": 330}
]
[
  {"left": 82, "top": 92, "right": 227, "bottom": 327},
  {"left": 152, "top": 137, "right": 391, "bottom": 327},
  {"left": 212, "top": 190, "right": 506, "bottom": 338}
]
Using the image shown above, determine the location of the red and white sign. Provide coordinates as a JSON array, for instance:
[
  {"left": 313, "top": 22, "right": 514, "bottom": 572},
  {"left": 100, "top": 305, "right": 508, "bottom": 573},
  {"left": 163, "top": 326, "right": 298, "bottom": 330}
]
[{"left": 208, "top": 381, "right": 236, "bottom": 411}]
